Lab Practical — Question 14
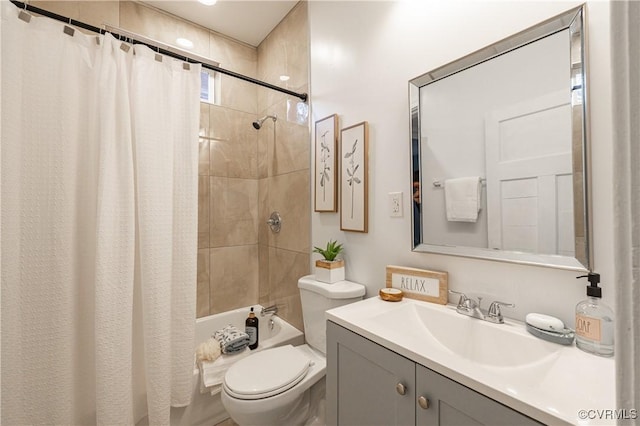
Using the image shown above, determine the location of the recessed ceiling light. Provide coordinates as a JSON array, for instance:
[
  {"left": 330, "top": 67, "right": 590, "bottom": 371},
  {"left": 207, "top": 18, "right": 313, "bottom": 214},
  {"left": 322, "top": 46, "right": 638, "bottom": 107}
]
[
  {"left": 198, "top": 0, "right": 217, "bottom": 5},
  {"left": 176, "top": 37, "right": 194, "bottom": 49},
  {"left": 279, "top": 75, "right": 290, "bottom": 81}
]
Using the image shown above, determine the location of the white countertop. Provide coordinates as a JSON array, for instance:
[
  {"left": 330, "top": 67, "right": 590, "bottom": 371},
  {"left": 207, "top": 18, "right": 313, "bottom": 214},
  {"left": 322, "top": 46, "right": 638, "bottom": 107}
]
[{"left": 326, "top": 296, "right": 616, "bottom": 425}]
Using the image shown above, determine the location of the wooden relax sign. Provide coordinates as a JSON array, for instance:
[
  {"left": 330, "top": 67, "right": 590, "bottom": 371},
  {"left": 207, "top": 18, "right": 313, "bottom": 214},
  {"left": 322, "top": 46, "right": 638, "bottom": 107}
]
[{"left": 385, "top": 265, "right": 448, "bottom": 304}]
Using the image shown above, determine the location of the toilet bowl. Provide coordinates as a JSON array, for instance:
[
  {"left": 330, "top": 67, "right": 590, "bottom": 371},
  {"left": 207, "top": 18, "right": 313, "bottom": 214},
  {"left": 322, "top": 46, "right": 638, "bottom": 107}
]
[
  {"left": 221, "top": 344, "right": 325, "bottom": 426},
  {"left": 220, "top": 276, "right": 365, "bottom": 426}
]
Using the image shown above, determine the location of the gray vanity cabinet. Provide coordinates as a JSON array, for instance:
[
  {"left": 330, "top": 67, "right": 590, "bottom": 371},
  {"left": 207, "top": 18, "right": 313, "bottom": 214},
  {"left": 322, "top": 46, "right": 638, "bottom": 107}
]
[
  {"left": 415, "top": 364, "right": 541, "bottom": 425},
  {"left": 326, "top": 320, "right": 415, "bottom": 425},
  {"left": 327, "top": 321, "right": 541, "bottom": 426}
]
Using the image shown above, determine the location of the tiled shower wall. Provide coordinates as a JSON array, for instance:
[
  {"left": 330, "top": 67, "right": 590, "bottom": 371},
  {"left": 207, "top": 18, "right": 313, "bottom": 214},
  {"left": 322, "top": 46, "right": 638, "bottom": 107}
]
[
  {"left": 200, "top": 2, "right": 311, "bottom": 332},
  {"left": 256, "top": 3, "right": 310, "bottom": 332},
  {"left": 28, "top": 1, "right": 310, "bottom": 331}
]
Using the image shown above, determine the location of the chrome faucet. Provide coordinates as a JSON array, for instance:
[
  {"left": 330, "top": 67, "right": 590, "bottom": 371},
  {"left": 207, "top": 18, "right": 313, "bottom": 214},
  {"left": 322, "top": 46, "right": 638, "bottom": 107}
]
[
  {"left": 448, "top": 290, "right": 514, "bottom": 324},
  {"left": 449, "top": 290, "right": 485, "bottom": 320},
  {"left": 260, "top": 304, "right": 278, "bottom": 317},
  {"left": 485, "top": 301, "right": 516, "bottom": 324}
]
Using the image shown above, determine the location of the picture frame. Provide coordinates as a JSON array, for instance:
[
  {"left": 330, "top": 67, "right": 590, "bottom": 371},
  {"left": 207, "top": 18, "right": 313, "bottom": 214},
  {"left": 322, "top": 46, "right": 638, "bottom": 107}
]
[
  {"left": 385, "top": 265, "right": 448, "bottom": 304},
  {"left": 314, "top": 114, "right": 339, "bottom": 212},
  {"left": 340, "top": 121, "right": 369, "bottom": 232}
]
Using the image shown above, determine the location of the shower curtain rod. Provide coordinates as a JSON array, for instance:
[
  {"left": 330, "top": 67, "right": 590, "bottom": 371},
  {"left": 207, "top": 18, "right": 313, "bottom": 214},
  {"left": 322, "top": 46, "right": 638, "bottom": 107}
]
[{"left": 9, "top": 0, "right": 308, "bottom": 103}]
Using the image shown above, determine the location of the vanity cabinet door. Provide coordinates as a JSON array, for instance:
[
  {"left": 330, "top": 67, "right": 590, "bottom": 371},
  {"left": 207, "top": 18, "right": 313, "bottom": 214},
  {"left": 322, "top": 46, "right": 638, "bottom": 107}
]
[
  {"left": 327, "top": 321, "right": 415, "bottom": 426},
  {"left": 415, "top": 364, "right": 542, "bottom": 425}
]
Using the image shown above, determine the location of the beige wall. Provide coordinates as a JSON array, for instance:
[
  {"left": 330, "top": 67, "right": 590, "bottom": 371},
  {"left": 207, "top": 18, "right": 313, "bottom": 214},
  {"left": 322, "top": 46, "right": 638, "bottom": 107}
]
[
  {"left": 309, "top": 1, "right": 614, "bottom": 327},
  {"left": 28, "top": 1, "right": 310, "bottom": 329},
  {"left": 256, "top": 3, "right": 310, "bottom": 332}
]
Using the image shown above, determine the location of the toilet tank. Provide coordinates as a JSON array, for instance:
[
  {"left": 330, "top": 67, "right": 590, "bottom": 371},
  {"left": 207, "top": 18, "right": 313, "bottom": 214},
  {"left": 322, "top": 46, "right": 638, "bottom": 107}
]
[{"left": 298, "top": 275, "right": 365, "bottom": 355}]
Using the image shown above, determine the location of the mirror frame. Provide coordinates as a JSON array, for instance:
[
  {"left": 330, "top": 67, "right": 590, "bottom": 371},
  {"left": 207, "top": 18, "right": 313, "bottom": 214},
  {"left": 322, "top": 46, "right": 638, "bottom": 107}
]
[{"left": 409, "top": 5, "right": 591, "bottom": 271}]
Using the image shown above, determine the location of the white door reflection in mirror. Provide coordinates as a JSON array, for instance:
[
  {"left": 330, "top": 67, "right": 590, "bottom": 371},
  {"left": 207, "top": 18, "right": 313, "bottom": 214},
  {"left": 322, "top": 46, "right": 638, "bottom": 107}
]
[
  {"left": 420, "top": 29, "right": 567, "bottom": 250},
  {"left": 485, "top": 90, "right": 573, "bottom": 255}
]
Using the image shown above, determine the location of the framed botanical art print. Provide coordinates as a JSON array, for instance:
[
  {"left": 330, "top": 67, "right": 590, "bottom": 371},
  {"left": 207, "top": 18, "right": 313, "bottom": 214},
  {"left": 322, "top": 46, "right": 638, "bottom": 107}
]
[
  {"left": 340, "top": 121, "right": 369, "bottom": 232},
  {"left": 314, "top": 114, "right": 338, "bottom": 212}
]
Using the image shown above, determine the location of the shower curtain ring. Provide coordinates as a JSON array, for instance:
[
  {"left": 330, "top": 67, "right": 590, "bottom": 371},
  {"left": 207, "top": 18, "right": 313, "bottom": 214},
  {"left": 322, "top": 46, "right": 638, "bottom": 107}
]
[{"left": 18, "top": 3, "right": 32, "bottom": 23}]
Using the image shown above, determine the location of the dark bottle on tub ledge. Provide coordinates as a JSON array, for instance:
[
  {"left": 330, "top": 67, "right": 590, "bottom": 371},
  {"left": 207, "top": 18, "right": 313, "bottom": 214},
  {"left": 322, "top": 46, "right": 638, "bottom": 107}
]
[{"left": 246, "top": 307, "right": 259, "bottom": 350}]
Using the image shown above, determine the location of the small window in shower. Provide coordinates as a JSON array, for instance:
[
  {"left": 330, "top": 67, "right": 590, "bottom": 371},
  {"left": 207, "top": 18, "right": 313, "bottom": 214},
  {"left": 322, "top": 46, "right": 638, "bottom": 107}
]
[{"left": 200, "top": 69, "right": 220, "bottom": 105}]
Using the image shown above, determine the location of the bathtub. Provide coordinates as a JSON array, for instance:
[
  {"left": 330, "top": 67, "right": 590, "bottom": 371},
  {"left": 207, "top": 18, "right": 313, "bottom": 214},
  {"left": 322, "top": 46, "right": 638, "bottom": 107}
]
[{"left": 170, "top": 305, "right": 304, "bottom": 426}]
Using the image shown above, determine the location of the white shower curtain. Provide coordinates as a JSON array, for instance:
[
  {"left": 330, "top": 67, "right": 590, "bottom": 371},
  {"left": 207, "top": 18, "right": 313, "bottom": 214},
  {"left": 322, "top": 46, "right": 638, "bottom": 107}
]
[{"left": 1, "top": 3, "right": 201, "bottom": 425}]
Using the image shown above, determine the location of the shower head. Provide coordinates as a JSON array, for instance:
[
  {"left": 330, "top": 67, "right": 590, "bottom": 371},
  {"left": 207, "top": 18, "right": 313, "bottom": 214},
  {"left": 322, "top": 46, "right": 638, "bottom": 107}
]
[{"left": 252, "top": 115, "right": 277, "bottom": 130}]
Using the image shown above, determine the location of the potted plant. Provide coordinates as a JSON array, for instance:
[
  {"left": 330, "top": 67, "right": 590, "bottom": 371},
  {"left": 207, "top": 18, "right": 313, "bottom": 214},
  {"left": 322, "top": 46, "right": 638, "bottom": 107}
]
[{"left": 313, "top": 240, "right": 345, "bottom": 284}]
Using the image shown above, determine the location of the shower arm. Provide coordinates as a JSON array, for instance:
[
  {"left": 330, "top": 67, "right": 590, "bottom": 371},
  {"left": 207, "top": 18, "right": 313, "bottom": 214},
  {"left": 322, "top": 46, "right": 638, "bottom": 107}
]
[{"left": 9, "top": 0, "right": 308, "bottom": 103}]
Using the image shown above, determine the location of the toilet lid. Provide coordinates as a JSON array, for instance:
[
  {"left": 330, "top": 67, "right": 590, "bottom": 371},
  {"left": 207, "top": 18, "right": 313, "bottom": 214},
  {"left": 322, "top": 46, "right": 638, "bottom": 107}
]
[{"left": 223, "top": 345, "right": 311, "bottom": 400}]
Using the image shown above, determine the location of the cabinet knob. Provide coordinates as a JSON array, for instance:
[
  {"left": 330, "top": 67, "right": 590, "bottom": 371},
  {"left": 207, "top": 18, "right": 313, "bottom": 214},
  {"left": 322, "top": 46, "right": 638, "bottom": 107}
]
[
  {"left": 418, "top": 396, "right": 430, "bottom": 410},
  {"left": 396, "top": 382, "right": 407, "bottom": 396}
]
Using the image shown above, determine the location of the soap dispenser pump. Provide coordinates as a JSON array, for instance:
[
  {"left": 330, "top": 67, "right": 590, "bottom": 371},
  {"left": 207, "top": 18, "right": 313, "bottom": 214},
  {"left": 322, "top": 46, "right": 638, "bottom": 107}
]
[{"left": 575, "top": 272, "right": 614, "bottom": 357}]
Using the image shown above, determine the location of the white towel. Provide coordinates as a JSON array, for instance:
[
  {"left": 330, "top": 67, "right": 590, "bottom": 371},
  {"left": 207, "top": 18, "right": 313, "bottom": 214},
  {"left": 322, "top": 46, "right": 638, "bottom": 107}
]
[
  {"left": 444, "top": 176, "right": 482, "bottom": 222},
  {"left": 213, "top": 325, "right": 250, "bottom": 354},
  {"left": 198, "top": 348, "right": 251, "bottom": 394}
]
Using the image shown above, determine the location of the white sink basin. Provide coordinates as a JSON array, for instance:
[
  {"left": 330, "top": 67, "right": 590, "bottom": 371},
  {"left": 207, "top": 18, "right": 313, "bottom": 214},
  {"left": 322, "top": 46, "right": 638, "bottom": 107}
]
[
  {"left": 393, "top": 303, "right": 561, "bottom": 368},
  {"left": 326, "top": 296, "right": 615, "bottom": 426}
]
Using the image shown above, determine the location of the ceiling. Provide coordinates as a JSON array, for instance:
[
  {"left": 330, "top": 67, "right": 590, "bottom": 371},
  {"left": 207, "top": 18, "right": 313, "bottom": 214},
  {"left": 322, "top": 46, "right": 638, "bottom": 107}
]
[{"left": 141, "top": 0, "right": 298, "bottom": 47}]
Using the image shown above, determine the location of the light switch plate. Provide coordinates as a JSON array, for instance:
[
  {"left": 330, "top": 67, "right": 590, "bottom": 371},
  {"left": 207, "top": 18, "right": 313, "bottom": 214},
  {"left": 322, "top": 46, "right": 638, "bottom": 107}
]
[{"left": 388, "top": 192, "right": 403, "bottom": 217}]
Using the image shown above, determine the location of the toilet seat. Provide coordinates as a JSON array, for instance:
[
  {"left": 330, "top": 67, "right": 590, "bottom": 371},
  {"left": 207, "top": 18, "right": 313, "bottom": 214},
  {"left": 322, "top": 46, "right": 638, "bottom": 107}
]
[{"left": 223, "top": 345, "right": 311, "bottom": 400}]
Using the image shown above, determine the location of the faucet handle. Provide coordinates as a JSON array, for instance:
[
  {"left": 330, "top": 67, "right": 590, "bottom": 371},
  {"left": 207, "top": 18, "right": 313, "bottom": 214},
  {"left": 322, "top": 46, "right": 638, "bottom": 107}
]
[
  {"left": 486, "top": 301, "right": 515, "bottom": 324},
  {"left": 448, "top": 290, "right": 469, "bottom": 307}
]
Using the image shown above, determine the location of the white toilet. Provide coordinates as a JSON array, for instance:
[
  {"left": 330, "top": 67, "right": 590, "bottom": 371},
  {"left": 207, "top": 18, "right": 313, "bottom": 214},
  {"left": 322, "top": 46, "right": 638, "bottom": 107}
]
[{"left": 221, "top": 275, "right": 365, "bottom": 426}]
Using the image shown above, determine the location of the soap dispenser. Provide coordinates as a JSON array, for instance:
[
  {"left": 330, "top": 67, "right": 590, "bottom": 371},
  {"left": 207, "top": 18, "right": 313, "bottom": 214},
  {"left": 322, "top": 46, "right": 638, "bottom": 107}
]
[{"left": 575, "top": 273, "right": 614, "bottom": 357}]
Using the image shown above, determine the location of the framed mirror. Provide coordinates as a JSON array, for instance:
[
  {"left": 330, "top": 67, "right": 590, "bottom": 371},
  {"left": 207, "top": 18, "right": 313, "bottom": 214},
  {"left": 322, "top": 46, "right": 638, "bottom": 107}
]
[{"left": 410, "top": 6, "right": 591, "bottom": 271}]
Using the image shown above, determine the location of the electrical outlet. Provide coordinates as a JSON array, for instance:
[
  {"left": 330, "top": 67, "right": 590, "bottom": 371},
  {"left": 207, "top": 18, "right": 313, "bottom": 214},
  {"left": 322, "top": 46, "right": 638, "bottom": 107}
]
[{"left": 388, "top": 192, "right": 403, "bottom": 217}]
